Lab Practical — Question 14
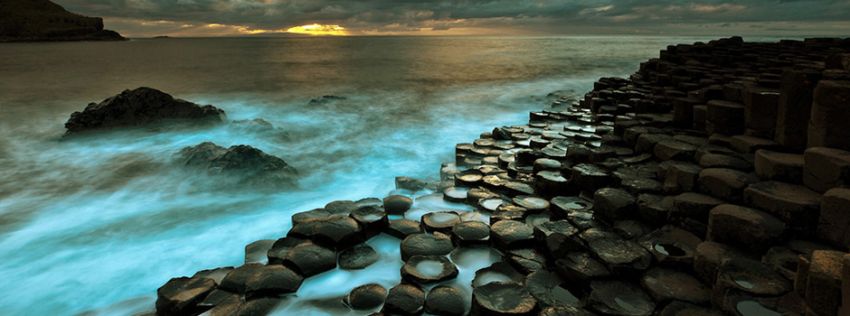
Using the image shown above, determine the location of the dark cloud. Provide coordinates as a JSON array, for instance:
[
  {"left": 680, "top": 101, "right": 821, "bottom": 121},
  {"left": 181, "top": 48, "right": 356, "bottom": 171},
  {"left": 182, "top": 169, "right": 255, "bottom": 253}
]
[{"left": 53, "top": 0, "right": 850, "bottom": 36}]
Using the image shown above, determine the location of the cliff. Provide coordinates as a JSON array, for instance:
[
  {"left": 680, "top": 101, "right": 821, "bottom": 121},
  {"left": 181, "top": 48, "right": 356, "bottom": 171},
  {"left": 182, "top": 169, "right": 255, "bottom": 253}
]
[{"left": 0, "top": 0, "right": 125, "bottom": 42}]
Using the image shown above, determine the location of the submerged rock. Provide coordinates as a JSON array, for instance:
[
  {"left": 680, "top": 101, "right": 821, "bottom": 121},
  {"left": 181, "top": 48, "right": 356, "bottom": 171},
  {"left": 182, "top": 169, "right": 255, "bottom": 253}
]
[
  {"left": 178, "top": 142, "right": 298, "bottom": 189},
  {"left": 65, "top": 87, "right": 224, "bottom": 134}
]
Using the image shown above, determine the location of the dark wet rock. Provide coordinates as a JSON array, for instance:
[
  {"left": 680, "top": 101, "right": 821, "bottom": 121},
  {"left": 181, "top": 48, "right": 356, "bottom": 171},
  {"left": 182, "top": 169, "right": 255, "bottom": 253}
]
[
  {"left": 693, "top": 241, "right": 749, "bottom": 285},
  {"left": 472, "top": 282, "right": 538, "bottom": 316},
  {"left": 801, "top": 250, "right": 844, "bottom": 316},
  {"left": 641, "top": 267, "right": 710, "bottom": 304},
  {"left": 817, "top": 188, "right": 850, "bottom": 249},
  {"left": 658, "top": 301, "right": 723, "bottom": 316},
  {"left": 480, "top": 197, "right": 507, "bottom": 212},
  {"left": 266, "top": 237, "right": 306, "bottom": 264},
  {"left": 554, "top": 252, "right": 610, "bottom": 284},
  {"left": 325, "top": 200, "right": 359, "bottom": 214},
  {"left": 421, "top": 211, "right": 461, "bottom": 233},
  {"left": 612, "top": 220, "right": 650, "bottom": 239},
  {"left": 197, "top": 288, "right": 239, "bottom": 310},
  {"left": 762, "top": 247, "right": 800, "bottom": 280},
  {"left": 570, "top": 163, "right": 614, "bottom": 193},
  {"left": 291, "top": 208, "right": 342, "bottom": 226},
  {"left": 452, "top": 220, "right": 490, "bottom": 244},
  {"left": 473, "top": 261, "right": 526, "bottom": 288},
  {"left": 400, "top": 232, "right": 454, "bottom": 261},
  {"left": 346, "top": 283, "right": 387, "bottom": 310},
  {"left": 743, "top": 181, "right": 821, "bottom": 231},
  {"left": 401, "top": 255, "right": 459, "bottom": 284},
  {"left": 282, "top": 241, "right": 336, "bottom": 277},
  {"left": 387, "top": 219, "right": 424, "bottom": 239},
  {"left": 506, "top": 248, "right": 548, "bottom": 274},
  {"left": 156, "top": 276, "right": 216, "bottom": 316},
  {"left": 754, "top": 150, "right": 804, "bottom": 183},
  {"left": 504, "top": 181, "right": 536, "bottom": 196},
  {"left": 308, "top": 95, "right": 347, "bottom": 105},
  {"left": 539, "top": 306, "right": 598, "bottom": 316},
  {"left": 178, "top": 142, "right": 298, "bottom": 189},
  {"left": 593, "top": 187, "right": 637, "bottom": 223},
  {"left": 0, "top": 0, "right": 125, "bottom": 42},
  {"left": 533, "top": 220, "right": 581, "bottom": 258},
  {"left": 654, "top": 140, "right": 697, "bottom": 161},
  {"left": 396, "top": 176, "right": 429, "bottom": 192},
  {"left": 670, "top": 192, "right": 723, "bottom": 224},
  {"left": 618, "top": 176, "right": 662, "bottom": 194},
  {"left": 582, "top": 230, "right": 652, "bottom": 274},
  {"left": 383, "top": 283, "right": 426, "bottom": 315},
  {"left": 236, "top": 297, "right": 282, "bottom": 315},
  {"left": 425, "top": 285, "right": 466, "bottom": 316},
  {"left": 803, "top": 147, "right": 850, "bottom": 193},
  {"left": 714, "top": 258, "right": 792, "bottom": 302},
  {"left": 456, "top": 169, "right": 485, "bottom": 186},
  {"left": 698, "top": 153, "right": 752, "bottom": 171},
  {"left": 698, "top": 168, "right": 758, "bottom": 202},
  {"left": 66, "top": 87, "right": 223, "bottom": 134},
  {"left": 661, "top": 161, "right": 701, "bottom": 193},
  {"left": 244, "top": 239, "right": 275, "bottom": 264},
  {"left": 550, "top": 196, "right": 593, "bottom": 219},
  {"left": 193, "top": 267, "right": 233, "bottom": 285},
  {"left": 338, "top": 244, "right": 379, "bottom": 270},
  {"left": 637, "top": 226, "right": 702, "bottom": 268},
  {"left": 350, "top": 205, "right": 388, "bottom": 237},
  {"left": 524, "top": 270, "right": 580, "bottom": 308},
  {"left": 535, "top": 170, "right": 573, "bottom": 197},
  {"left": 491, "top": 220, "right": 535, "bottom": 249},
  {"left": 199, "top": 294, "right": 242, "bottom": 316},
  {"left": 219, "top": 264, "right": 303, "bottom": 297},
  {"left": 383, "top": 195, "right": 413, "bottom": 214},
  {"left": 288, "top": 215, "right": 363, "bottom": 249},
  {"left": 512, "top": 195, "right": 550, "bottom": 213},
  {"left": 636, "top": 194, "right": 674, "bottom": 225},
  {"left": 586, "top": 280, "right": 655, "bottom": 316},
  {"left": 707, "top": 204, "right": 785, "bottom": 253}
]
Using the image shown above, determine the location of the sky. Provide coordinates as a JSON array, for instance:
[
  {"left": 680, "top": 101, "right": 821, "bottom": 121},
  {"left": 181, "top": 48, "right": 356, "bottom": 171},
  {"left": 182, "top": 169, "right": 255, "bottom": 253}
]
[{"left": 54, "top": 0, "right": 850, "bottom": 37}]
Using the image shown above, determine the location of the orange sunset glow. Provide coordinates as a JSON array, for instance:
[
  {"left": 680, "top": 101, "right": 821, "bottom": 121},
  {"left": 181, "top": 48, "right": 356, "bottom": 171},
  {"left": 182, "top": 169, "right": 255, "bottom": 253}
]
[{"left": 285, "top": 24, "right": 348, "bottom": 36}]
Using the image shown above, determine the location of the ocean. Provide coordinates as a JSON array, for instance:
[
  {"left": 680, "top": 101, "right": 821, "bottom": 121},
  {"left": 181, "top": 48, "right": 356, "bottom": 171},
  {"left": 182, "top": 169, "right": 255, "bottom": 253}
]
[{"left": 0, "top": 35, "right": 780, "bottom": 315}]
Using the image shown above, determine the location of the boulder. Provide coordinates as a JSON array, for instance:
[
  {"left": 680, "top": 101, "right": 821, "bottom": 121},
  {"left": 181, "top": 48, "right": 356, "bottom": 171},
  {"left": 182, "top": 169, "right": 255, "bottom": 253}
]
[
  {"left": 383, "top": 195, "right": 413, "bottom": 214},
  {"left": 178, "top": 142, "right": 298, "bottom": 189},
  {"left": 803, "top": 147, "right": 850, "bottom": 193},
  {"left": 471, "top": 282, "right": 538, "bottom": 316},
  {"left": 707, "top": 204, "right": 785, "bottom": 253},
  {"left": 383, "top": 283, "right": 426, "bottom": 315},
  {"left": 425, "top": 285, "right": 466, "bottom": 316},
  {"left": 346, "top": 283, "right": 387, "bottom": 310},
  {"left": 244, "top": 239, "right": 275, "bottom": 264},
  {"left": 754, "top": 150, "right": 804, "bottom": 183},
  {"left": 809, "top": 80, "right": 850, "bottom": 150},
  {"left": 65, "top": 87, "right": 223, "bottom": 133},
  {"left": 817, "top": 188, "right": 850, "bottom": 250}
]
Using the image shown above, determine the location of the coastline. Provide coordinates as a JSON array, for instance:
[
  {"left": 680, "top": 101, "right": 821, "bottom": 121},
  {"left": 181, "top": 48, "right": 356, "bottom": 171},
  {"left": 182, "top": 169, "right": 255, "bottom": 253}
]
[{"left": 141, "top": 36, "right": 850, "bottom": 315}]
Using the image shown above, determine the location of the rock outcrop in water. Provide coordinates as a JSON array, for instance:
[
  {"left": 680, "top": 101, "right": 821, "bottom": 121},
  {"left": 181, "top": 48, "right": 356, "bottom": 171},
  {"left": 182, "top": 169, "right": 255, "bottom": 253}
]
[
  {"left": 65, "top": 87, "right": 225, "bottom": 134},
  {"left": 155, "top": 37, "right": 850, "bottom": 316},
  {"left": 0, "top": 0, "right": 125, "bottom": 42},
  {"left": 178, "top": 142, "right": 298, "bottom": 189}
]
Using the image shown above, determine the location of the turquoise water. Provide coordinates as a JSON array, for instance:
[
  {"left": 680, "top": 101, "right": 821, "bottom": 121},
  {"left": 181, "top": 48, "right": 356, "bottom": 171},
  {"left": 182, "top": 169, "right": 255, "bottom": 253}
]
[{"left": 0, "top": 36, "right": 780, "bottom": 315}]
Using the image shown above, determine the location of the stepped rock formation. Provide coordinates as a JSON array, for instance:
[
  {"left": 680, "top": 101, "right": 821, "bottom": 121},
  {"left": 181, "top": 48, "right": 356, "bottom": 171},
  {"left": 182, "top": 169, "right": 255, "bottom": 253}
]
[
  {"left": 0, "top": 0, "right": 125, "bottom": 42},
  {"left": 154, "top": 37, "right": 850, "bottom": 316},
  {"left": 64, "top": 87, "right": 225, "bottom": 134}
]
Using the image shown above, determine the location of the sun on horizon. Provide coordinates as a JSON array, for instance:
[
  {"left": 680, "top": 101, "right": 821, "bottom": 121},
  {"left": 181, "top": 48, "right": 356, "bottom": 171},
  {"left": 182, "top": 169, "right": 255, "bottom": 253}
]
[{"left": 285, "top": 24, "right": 348, "bottom": 36}]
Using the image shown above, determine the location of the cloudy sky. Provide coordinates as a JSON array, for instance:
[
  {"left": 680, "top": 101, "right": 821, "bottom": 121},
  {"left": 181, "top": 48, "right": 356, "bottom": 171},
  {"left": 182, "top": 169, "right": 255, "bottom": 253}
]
[{"left": 54, "top": 0, "right": 850, "bottom": 37}]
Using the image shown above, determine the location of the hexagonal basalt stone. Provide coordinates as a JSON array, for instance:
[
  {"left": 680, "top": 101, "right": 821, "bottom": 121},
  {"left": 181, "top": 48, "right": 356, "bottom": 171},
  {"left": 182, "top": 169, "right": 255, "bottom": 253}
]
[
  {"left": 533, "top": 220, "right": 581, "bottom": 258},
  {"left": 554, "top": 252, "right": 611, "bottom": 284},
  {"left": 288, "top": 215, "right": 363, "bottom": 249},
  {"left": 425, "top": 285, "right": 467, "bottom": 316},
  {"left": 400, "top": 232, "right": 454, "bottom": 261},
  {"left": 451, "top": 221, "right": 490, "bottom": 244},
  {"left": 586, "top": 280, "right": 655, "bottom": 316},
  {"left": 593, "top": 187, "right": 637, "bottom": 223},
  {"left": 744, "top": 181, "right": 821, "bottom": 231},
  {"left": 524, "top": 270, "right": 581, "bottom": 308},
  {"left": 512, "top": 195, "right": 550, "bottom": 213},
  {"left": 539, "top": 306, "right": 598, "bottom": 316},
  {"left": 384, "top": 195, "right": 414, "bottom": 214},
  {"left": 383, "top": 283, "right": 426, "bottom": 315},
  {"left": 571, "top": 163, "right": 614, "bottom": 193},
  {"left": 349, "top": 205, "right": 388, "bottom": 236},
  {"left": 490, "top": 220, "right": 535, "bottom": 249},
  {"left": 156, "top": 276, "right": 216, "bottom": 316},
  {"left": 472, "top": 282, "right": 538, "bottom": 316},
  {"left": 641, "top": 268, "right": 710, "bottom": 305},
  {"left": 506, "top": 248, "right": 548, "bottom": 274},
  {"left": 473, "top": 261, "right": 526, "bottom": 288},
  {"left": 584, "top": 232, "right": 652, "bottom": 274},
  {"left": 421, "top": 211, "right": 462, "bottom": 233},
  {"left": 707, "top": 204, "right": 785, "bottom": 253},
  {"left": 550, "top": 196, "right": 593, "bottom": 219},
  {"left": 637, "top": 226, "right": 702, "bottom": 268},
  {"left": 338, "top": 244, "right": 379, "bottom": 270},
  {"left": 654, "top": 139, "right": 697, "bottom": 161},
  {"left": 443, "top": 186, "right": 469, "bottom": 202},
  {"left": 401, "top": 255, "right": 459, "bottom": 284},
  {"left": 698, "top": 168, "right": 759, "bottom": 202},
  {"left": 714, "top": 258, "right": 792, "bottom": 301},
  {"left": 279, "top": 240, "right": 336, "bottom": 277},
  {"left": 386, "top": 219, "right": 424, "bottom": 239},
  {"left": 242, "top": 265, "right": 304, "bottom": 297},
  {"left": 346, "top": 283, "right": 387, "bottom": 310}
]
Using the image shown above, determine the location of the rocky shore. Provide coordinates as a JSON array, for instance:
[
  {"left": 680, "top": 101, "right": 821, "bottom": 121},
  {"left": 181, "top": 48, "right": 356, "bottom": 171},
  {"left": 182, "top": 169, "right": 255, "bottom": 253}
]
[
  {"left": 0, "top": 0, "right": 125, "bottom": 42},
  {"left": 154, "top": 37, "right": 850, "bottom": 316}
]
